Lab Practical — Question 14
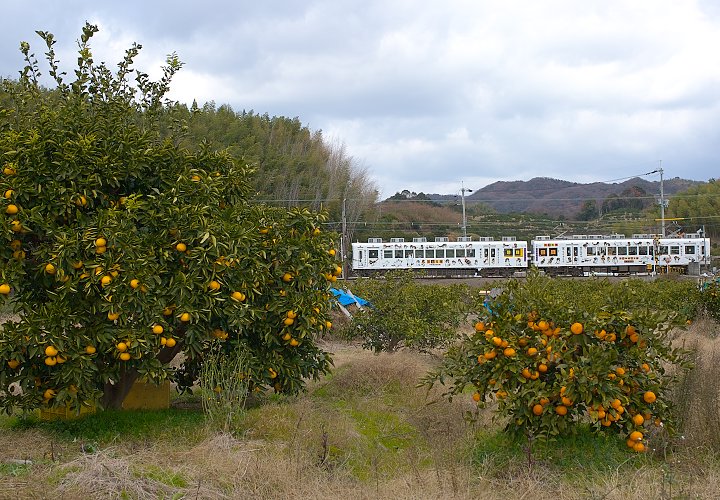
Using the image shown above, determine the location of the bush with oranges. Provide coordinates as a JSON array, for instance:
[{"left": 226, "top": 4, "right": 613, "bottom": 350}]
[
  {"left": 427, "top": 271, "right": 692, "bottom": 450},
  {"left": 0, "top": 26, "right": 337, "bottom": 412}
]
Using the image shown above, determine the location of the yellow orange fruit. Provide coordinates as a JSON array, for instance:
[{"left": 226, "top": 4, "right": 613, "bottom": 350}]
[
  {"left": 44, "top": 263, "right": 56, "bottom": 275},
  {"left": 0, "top": 283, "right": 11, "bottom": 295},
  {"left": 532, "top": 404, "right": 544, "bottom": 416},
  {"left": 8, "top": 359, "right": 20, "bottom": 369},
  {"left": 85, "top": 345, "right": 96, "bottom": 354},
  {"left": 555, "top": 405, "right": 568, "bottom": 416},
  {"left": 165, "top": 337, "right": 177, "bottom": 348},
  {"left": 570, "top": 322, "right": 583, "bottom": 335},
  {"left": 107, "top": 311, "right": 119, "bottom": 321},
  {"left": 231, "top": 291, "right": 245, "bottom": 302},
  {"left": 175, "top": 242, "right": 187, "bottom": 252},
  {"left": 152, "top": 324, "right": 164, "bottom": 335},
  {"left": 5, "top": 204, "right": 18, "bottom": 215},
  {"left": 208, "top": 280, "right": 221, "bottom": 291},
  {"left": 179, "top": 312, "right": 191, "bottom": 322},
  {"left": 119, "top": 352, "right": 131, "bottom": 361},
  {"left": 643, "top": 391, "right": 657, "bottom": 404},
  {"left": 45, "top": 345, "right": 58, "bottom": 357},
  {"left": 130, "top": 279, "right": 140, "bottom": 289}
]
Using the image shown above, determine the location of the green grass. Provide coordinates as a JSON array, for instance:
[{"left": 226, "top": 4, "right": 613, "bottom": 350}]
[
  {"left": 472, "top": 424, "right": 648, "bottom": 477},
  {"left": 6, "top": 408, "right": 206, "bottom": 444}
]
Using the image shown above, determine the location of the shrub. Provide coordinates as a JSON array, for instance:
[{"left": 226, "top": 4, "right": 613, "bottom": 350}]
[
  {"left": 343, "top": 271, "right": 473, "bottom": 352},
  {"left": 426, "top": 271, "right": 692, "bottom": 451}
]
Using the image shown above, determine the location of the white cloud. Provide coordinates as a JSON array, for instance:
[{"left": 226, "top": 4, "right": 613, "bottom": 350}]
[{"left": 2, "top": 0, "right": 719, "bottom": 198}]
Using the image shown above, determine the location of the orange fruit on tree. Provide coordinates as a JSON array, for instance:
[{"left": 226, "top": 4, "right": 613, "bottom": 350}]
[
  {"left": 0, "top": 283, "right": 10, "bottom": 295},
  {"left": 286, "top": 310, "right": 298, "bottom": 319},
  {"left": 570, "top": 322, "right": 583, "bottom": 335},
  {"left": 208, "top": 280, "right": 221, "bottom": 291},
  {"left": 231, "top": 291, "right": 245, "bottom": 302},
  {"left": 175, "top": 242, "right": 187, "bottom": 252},
  {"left": 101, "top": 275, "right": 112, "bottom": 286},
  {"left": 561, "top": 396, "right": 573, "bottom": 407},
  {"left": 615, "top": 367, "right": 626, "bottom": 376},
  {"left": 532, "top": 404, "right": 544, "bottom": 416},
  {"left": 538, "top": 363, "right": 548, "bottom": 373},
  {"left": 289, "top": 338, "right": 299, "bottom": 347},
  {"left": 107, "top": 311, "right": 119, "bottom": 321},
  {"left": 503, "top": 347, "right": 516, "bottom": 357},
  {"left": 630, "top": 431, "right": 644, "bottom": 442},
  {"left": 474, "top": 321, "right": 485, "bottom": 332},
  {"left": 521, "top": 368, "right": 532, "bottom": 379},
  {"left": 119, "top": 352, "right": 131, "bottom": 361},
  {"left": 491, "top": 336, "right": 502, "bottom": 346},
  {"left": 116, "top": 342, "right": 128, "bottom": 352},
  {"left": 3, "top": 189, "right": 14, "bottom": 198},
  {"left": 44, "top": 356, "right": 57, "bottom": 366},
  {"left": 527, "top": 347, "right": 538, "bottom": 356},
  {"left": 10, "top": 220, "right": 22, "bottom": 232},
  {"left": 85, "top": 345, "right": 96, "bottom": 354},
  {"left": 283, "top": 317, "right": 295, "bottom": 326},
  {"left": 130, "top": 279, "right": 140, "bottom": 289},
  {"left": 5, "top": 204, "right": 18, "bottom": 215},
  {"left": 45, "top": 345, "right": 58, "bottom": 357},
  {"left": 555, "top": 405, "right": 568, "bottom": 416},
  {"left": 472, "top": 392, "right": 481, "bottom": 402},
  {"left": 633, "top": 442, "right": 646, "bottom": 452},
  {"left": 643, "top": 391, "right": 657, "bottom": 403},
  {"left": 484, "top": 350, "right": 497, "bottom": 360},
  {"left": 152, "top": 324, "right": 164, "bottom": 335},
  {"left": 7, "top": 359, "right": 20, "bottom": 369},
  {"left": 44, "top": 263, "right": 56, "bottom": 275},
  {"left": 179, "top": 312, "right": 191, "bottom": 322},
  {"left": 632, "top": 414, "right": 645, "bottom": 426},
  {"left": 165, "top": 337, "right": 177, "bottom": 348},
  {"left": 282, "top": 332, "right": 292, "bottom": 341},
  {"left": 282, "top": 273, "right": 293, "bottom": 282},
  {"left": 43, "top": 389, "right": 56, "bottom": 400}
]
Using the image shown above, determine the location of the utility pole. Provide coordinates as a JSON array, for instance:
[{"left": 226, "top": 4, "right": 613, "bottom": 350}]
[{"left": 460, "top": 182, "right": 472, "bottom": 239}]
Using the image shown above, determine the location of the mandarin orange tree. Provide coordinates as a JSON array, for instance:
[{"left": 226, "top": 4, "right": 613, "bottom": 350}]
[
  {"left": 426, "top": 271, "right": 692, "bottom": 451},
  {"left": 0, "top": 25, "right": 336, "bottom": 412}
]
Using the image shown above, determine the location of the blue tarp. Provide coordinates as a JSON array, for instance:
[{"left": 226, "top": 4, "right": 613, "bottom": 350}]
[{"left": 330, "top": 288, "right": 370, "bottom": 307}]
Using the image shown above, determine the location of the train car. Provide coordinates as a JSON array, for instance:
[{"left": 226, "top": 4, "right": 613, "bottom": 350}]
[
  {"left": 531, "top": 231, "right": 711, "bottom": 276},
  {"left": 351, "top": 236, "right": 528, "bottom": 277}
]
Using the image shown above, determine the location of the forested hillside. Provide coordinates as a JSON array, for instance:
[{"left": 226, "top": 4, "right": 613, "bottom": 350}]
[{"left": 166, "top": 102, "right": 378, "bottom": 239}]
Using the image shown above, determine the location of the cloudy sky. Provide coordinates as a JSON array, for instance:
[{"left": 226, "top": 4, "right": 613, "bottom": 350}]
[{"left": 2, "top": 1, "right": 719, "bottom": 198}]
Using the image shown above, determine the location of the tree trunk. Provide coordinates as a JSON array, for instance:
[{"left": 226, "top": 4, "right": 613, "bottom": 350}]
[{"left": 101, "top": 342, "right": 183, "bottom": 409}]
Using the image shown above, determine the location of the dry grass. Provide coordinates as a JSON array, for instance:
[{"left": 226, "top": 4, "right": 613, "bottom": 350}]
[{"left": 3, "top": 332, "right": 720, "bottom": 499}]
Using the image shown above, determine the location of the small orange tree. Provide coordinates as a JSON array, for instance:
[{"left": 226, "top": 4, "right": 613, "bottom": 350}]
[
  {"left": 0, "top": 25, "right": 337, "bottom": 411},
  {"left": 427, "top": 272, "right": 691, "bottom": 452}
]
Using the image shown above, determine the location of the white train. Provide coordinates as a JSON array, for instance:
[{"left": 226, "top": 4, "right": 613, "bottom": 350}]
[{"left": 351, "top": 232, "right": 711, "bottom": 277}]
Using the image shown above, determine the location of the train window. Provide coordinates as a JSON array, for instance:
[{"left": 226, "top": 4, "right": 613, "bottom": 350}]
[
  {"left": 504, "top": 249, "right": 513, "bottom": 257},
  {"left": 405, "top": 250, "right": 413, "bottom": 258},
  {"left": 467, "top": 249, "right": 475, "bottom": 257},
  {"left": 484, "top": 249, "right": 489, "bottom": 257},
  {"left": 436, "top": 249, "right": 445, "bottom": 258},
  {"left": 359, "top": 250, "right": 364, "bottom": 261},
  {"left": 369, "top": 250, "right": 378, "bottom": 259},
  {"left": 383, "top": 250, "right": 393, "bottom": 259},
  {"left": 574, "top": 247, "right": 578, "bottom": 256},
  {"left": 491, "top": 249, "right": 496, "bottom": 258},
  {"left": 395, "top": 250, "right": 403, "bottom": 258},
  {"left": 608, "top": 247, "right": 616, "bottom": 256},
  {"left": 549, "top": 248, "right": 557, "bottom": 257},
  {"left": 649, "top": 246, "right": 654, "bottom": 255},
  {"left": 628, "top": 247, "right": 637, "bottom": 256},
  {"left": 539, "top": 248, "right": 547, "bottom": 257},
  {"left": 670, "top": 246, "right": 680, "bottom": 255},
  {"left": 639, "top": 246, "right": 648, "bottom": 256},
  {"left": 566, "top": 248, "right": 571, "bottom": 257},
  {"left": 587, "top": 247, "right": 596, "bottom": 256},
  {"left": 446, "top": 249, "right": 455, "bottom": 258},
  {"left": 457, "top": 249, "right": 466, "bottom": 258},
  {"left": 658, "top": 245, "right": 668, "bottom": 255},
  {"left": 514, "top": 249, "right": 523, "bottom": 257},
  {"left": 618, "top": 247, "right": 627, "bottom": 256},
  {"left": 685, "top": 245, "right": 695, "bottom": 254}
]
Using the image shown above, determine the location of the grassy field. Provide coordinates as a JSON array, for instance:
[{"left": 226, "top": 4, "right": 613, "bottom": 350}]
[{"left": 1, "top": 319, "right": 720, "bottom": 499}]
